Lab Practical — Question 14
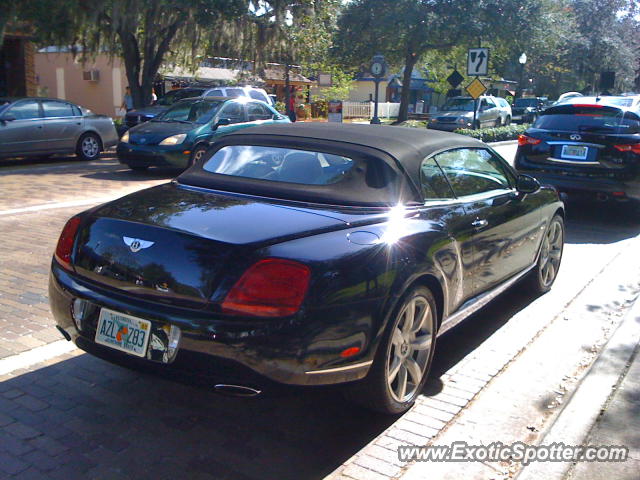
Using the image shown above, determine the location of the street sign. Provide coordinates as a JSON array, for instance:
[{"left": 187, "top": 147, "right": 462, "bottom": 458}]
[
  {"left": 600, "top": 71, "right": 615, "bottom": 91},
  {"left": 317, "top": 73, "right": 332, "bottom": 87},
  {"left": 466, "top": 77, "right": 487, "bottom": 99},
  {"left": 447, "top": 70, "right": 464, "bottom": 88},
  {"left": 328, "top": 100, "right": 343, "bottom": 123},
  {"left": 467, "top": 48, "right": 489, "bottom": 76}
]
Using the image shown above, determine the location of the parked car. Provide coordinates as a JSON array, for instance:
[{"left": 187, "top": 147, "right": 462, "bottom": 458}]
[
  {"left": 552, "top": 92, "right": 583, "bottom": 106},
  {"left": 50, "top": 123, "right": 564, "bottom": 414},
  {"left": 494, "top": 96, "right": 513, "bottom": 125},
  {"left": 124, "top": 86, "right": 274, "bottom": 129},
  {"left": 428, "top": 95, "right": 509, "bottom": 131},
  {"left": 0, "top": 97, "right": 117, "bottom": 161},
  {"left": 511, "top": 97, "right": 547, "bottom": 124},
  {"left": 515, "top": 98, "right": 640, "bottom": 208},
  {"left": 118, "top": 97, "right": 289, "bottom": 170}
]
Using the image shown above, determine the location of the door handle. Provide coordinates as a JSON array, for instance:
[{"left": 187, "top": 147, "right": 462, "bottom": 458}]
[{"left": 472, "top": 219, "right": 488, "bottom": 228}]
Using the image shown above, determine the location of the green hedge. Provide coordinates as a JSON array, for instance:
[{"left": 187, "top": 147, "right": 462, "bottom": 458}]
[{"left": 453, "top": 124, "right": 530, "bottom": 142}]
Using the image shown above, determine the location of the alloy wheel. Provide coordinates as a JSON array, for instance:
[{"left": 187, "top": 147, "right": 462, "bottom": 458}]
[
  {"left": 386, "top": 296, "right": 434, "bottom": 403},
  {"left": 539, "top": 219, "right": 563, "bottom": 287},
  {"left": 82, "top": 136, "right": 99, "bottom": 158}
]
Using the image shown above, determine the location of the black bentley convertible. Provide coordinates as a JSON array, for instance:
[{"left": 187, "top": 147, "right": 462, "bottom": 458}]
[{"left": 50, "top": 124, "right": 564, "bottom": 414}]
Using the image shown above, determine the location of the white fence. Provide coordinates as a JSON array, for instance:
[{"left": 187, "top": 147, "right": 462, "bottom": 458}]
[{"left": 342, "top": 101, "right": 400, "bottom": 119}]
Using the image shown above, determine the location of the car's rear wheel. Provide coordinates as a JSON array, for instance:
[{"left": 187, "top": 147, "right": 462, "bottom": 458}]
[
  {"left": 505, "top": 116, "right": 511, "bottom": 126},
  {"left": 527, "top": 214, "right": 564, "bottom": 294},
  {"left": 345, "top": 286, "right": 437, "bottom": 414},
  {"left": 76, "top": 133, "right": 102, "bottom": 161}
]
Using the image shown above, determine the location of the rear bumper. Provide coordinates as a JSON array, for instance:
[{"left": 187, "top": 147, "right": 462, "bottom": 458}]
[
  {"left": 117, "top": 142, "right": 190, "bottom": 168},
  {"left": 515, "top": 156, "right": 640, "bottom": 201},
  {"left": 49, "top": 262, "right": 374, "bottom": 390}
]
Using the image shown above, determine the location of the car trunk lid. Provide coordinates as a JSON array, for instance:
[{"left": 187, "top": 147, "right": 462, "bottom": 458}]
[{"left": 71, "top": 183, "right": 386, "bottom": 308}]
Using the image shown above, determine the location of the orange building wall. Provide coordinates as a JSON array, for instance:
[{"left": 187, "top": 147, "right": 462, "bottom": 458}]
[{"left": 35, "top": 52, "right": 128, "bottom": 117}]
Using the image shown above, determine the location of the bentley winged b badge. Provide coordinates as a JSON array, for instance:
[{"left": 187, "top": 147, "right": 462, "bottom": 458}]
[{"left": 123, "top": 236, "right": 155, "bottom": 253}]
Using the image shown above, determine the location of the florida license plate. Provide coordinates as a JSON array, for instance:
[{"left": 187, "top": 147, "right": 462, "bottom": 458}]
[
  {"left": 561, "top": 144, "right": 588, "bottom": 160},
  {"left": 95, "top": 308, "right": 151, "bottom": 357}
]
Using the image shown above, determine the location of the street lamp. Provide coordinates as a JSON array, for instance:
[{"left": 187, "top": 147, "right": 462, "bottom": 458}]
[{"left": 518, "top": 53, "right": 527, "bottom": 99}]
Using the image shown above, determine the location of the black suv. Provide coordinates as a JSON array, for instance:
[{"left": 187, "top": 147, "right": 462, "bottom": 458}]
[
  {"left": 511, "top": 97, "right": 547, "bottom": 124},
  {"left": 514, "top": 98, "right": 640, "bottom": 208}
]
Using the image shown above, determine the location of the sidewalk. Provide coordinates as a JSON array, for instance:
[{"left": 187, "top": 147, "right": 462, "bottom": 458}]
[{"left": 517, "top": 288, "right": 640, "bottom": 480}]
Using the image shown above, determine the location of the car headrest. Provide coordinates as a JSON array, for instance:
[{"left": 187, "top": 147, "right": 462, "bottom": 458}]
[{"left": 278, "top": 153, "right": 323, "bottom": 184}]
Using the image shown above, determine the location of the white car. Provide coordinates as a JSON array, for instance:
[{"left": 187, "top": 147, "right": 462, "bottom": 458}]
[{"left": 494, "top": 97, "right": 512, "bottom": 126}]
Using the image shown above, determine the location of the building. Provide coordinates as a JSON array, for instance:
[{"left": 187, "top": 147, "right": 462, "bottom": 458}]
[
  {"left": 35, "top": 48, "right": 128, "bottom": 116},
  {"left": 0, "top": 27, "right": 37, "bottom": 97}
]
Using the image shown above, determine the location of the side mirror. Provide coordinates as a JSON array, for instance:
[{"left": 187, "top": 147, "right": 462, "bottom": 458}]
[
  {"left": 1, "top": 114, "right": 16, "bottom": 123},
  {"left": 213, "top": 117, "right": 231, "bottom": 129},
  {"left": 516, "top": 174, "right": 540, "bottom": 194}
]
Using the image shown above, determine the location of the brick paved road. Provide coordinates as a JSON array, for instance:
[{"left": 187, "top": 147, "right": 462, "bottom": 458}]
[
  {"left": 1, "top": 151, "right": 640, "bottom": 479},
  {"left": 0, "top": 158, "right": 173, "bottom": 358}
]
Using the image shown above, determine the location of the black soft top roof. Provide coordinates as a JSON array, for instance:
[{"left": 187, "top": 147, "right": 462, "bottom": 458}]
[
  {"left": 178, "top": 123, "right": 485, "bottom": 206},
  {"left": 228, "top": 123, "right": 483, "bottom": 176}
]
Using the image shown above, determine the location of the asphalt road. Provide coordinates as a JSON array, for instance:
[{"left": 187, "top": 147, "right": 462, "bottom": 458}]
[{"left": 1, "top": 145, "right": 639, "bottom": 479}]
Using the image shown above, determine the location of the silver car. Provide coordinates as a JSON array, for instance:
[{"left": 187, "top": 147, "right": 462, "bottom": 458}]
[
  {"left": 428, "top": 95, "right": 509, "bottom": 131},
  {"left": 0, "top": 97, "right": 118, "bottom": 161}
]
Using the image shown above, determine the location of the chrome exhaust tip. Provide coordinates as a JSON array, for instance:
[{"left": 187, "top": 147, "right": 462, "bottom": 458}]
[{"left": 213, "top": 384, "right": 262, "bottom": 397}]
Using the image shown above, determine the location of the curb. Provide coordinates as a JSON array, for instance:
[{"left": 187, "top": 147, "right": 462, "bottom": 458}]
[{"left": 516, "top": 293, "right": 640, "bottom": 480}]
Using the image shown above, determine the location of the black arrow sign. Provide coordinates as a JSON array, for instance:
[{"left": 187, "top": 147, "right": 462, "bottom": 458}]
[{"left": 468, "top": 49, "right": 488, "bottom": 75}]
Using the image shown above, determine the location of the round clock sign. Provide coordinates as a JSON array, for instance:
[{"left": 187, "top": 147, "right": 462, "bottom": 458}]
[{"left": 370, "top": 55, "right": 387, "bottom": 79}]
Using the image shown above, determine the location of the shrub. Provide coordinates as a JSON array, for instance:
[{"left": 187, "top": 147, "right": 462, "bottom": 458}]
[
  {"left": 275, "top": 101, "right": 287, "bottom": 114},
  {"left": 453, "top": 124, "right": 530, "bottom": 142}
]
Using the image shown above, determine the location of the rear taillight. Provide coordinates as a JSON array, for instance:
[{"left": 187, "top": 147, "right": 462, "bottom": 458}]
[
  {"left": 518, "top": 134, "right": 542, "bottom": 146},
  {"left": 614, "top": 144, "right": 640, "bottom": 155},
  {"left": 221, "top": 259, "right": 311, "bottom": 317},
  {"left": 54, "top": 216, "right": 81, "bottom": 270}
]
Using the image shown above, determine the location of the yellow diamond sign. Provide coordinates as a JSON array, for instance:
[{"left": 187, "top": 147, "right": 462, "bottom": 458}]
[{"left": 466, "top": 77, "right": 487, "bottom": 99}]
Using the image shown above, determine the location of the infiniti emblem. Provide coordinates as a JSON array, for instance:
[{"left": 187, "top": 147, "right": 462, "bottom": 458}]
[
  {"left": 123, "top": 236, "right": 154, "bottom": 253},
  {"left": 569, "top": 134, "right": 582, "bottom": 141}
]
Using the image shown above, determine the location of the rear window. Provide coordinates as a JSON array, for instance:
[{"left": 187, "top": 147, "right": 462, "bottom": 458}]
[
  {"left": 183, "top": 143, "right": 406, "bottom": 206},
  {"left": 534, "top": 106, "right": 640, "bottom": 134},
  {"left": 158, "top": 89, "right": 205, "bottom": 105},
  {"left": 203, "top": 146, "right": 355, "bottom": 185},
  {"left": 515, "top": 98, "right": 538, "bottom": 107},
  {"left": 224, "top": 88, "right": 245, "bottom": 98}
]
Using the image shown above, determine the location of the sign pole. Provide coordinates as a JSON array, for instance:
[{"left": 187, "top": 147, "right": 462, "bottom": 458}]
[
  {"left": 369, "top": 54, "right": 387, "bottom": 125},
  {"left": 473, "top": 98, "right": 479, "bottom": 130},
  {"left": 371, "top": 79, "right": 381, "bottom": 124}
]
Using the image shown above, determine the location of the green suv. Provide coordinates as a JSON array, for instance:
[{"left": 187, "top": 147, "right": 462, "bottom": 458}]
[{"left": 117, "top": 97, "right": 289, "bottom": 170}]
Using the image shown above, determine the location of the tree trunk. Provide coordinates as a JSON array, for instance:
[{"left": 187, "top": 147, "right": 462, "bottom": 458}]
[{"left": 398, "top": 52, "right": 418, "bottom": 123}]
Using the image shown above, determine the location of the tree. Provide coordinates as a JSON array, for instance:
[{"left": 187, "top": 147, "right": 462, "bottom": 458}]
[
  {"left": 335, "top": 0, "right": 550, "bottom": 121},
  {"left": 9, "top": 0, "right": 247, "bottom": 108}
]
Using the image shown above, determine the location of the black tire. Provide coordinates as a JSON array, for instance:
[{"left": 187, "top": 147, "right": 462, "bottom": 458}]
[
  {"left": 505, "top": 116, "right": 511, "bottom": 126},
  {"left": 526, "top": 214, "right": 564, "bottom": 294},
  {"left": 344, "top": 286, "right": 438, "bottom": 414},
  {"left": 189, "top": 144, "right": 209, "bottom": 168},
  {"left": 495, "top": 117, "right": 502, "bottom": 127},
  {"left": 76, "top": 133, "right": 102, "bottom": 161},
  {"left": 129, "top": 165, "right": 148, "bottom": 172}
]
